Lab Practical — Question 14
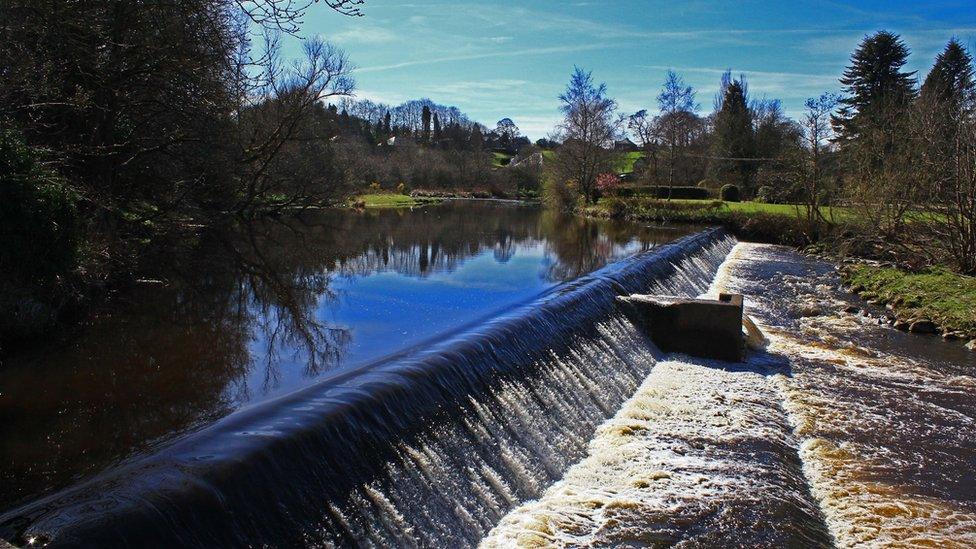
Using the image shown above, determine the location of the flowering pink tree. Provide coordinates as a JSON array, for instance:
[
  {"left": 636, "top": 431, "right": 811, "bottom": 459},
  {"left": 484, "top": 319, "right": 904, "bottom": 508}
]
[{"left": 596, "top": 173, "right": 621, "bottom": 197}]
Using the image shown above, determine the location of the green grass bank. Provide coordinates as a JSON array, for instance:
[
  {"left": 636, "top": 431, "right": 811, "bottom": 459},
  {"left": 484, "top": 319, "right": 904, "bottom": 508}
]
[
  {"left": 840, "top": 264, "right": 976, "bottom": 341},
  {"left": 584, "top": 197, "right": 832, "bottom": 246}
]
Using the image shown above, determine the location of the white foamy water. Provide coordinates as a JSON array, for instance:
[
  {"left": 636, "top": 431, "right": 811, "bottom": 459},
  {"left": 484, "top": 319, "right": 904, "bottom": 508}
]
[
  {"left": 483, "top": 242, "right": 976, "bottom": 548},
  {"left": 723, "top": 243, "right": 976, "bottom": 549},
  {"left": 481, "top": 354, "right": 827, "bottom": 547}
]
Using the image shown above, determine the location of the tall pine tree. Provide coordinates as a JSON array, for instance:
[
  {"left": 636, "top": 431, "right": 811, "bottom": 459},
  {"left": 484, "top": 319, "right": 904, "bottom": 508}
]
[
  {"left": 832, "top": 31, "right": 916, "bottom": 145},
  {"left": 920, "top": 38, "right": 975, "bottom": 109},
  {"left": 421, "top": 105, "right": 432, "bottom": 143},
  {"left": 833, "top": 31, "right": 918, "bottom": 234},
  {"left": 710, "top": 72, "right": 756, "bottom": 191},
  {"left": 470, "top": 124, "right": 484, "bottom": 151}
]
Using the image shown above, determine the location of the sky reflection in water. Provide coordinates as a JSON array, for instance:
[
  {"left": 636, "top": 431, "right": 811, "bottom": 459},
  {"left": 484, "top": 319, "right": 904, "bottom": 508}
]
[{"left": 0, "top": 201, "right": 697, "bottom": 510}]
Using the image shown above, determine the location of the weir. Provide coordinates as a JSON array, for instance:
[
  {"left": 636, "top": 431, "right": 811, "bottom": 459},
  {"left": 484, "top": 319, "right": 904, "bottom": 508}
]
[{"left": 1, "top": 229, "right": 736, "bottom": 548}]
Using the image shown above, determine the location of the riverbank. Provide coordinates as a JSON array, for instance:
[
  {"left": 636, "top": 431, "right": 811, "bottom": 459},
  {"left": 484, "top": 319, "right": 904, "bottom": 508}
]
[
  {"left": 352, "top": 191, "right": 542, "bottom": 208},
  {"left": 586, "top": 196, "right": 976, "bottom": 351},
  {"left": 584, "top": 197, "right": 824, "bottom": 246},
  {"left": 840, "top": 263, "right": 976, "bottom": 345},
  {"left": 350, "top": 193, "right": 440, "bottom": 208}
]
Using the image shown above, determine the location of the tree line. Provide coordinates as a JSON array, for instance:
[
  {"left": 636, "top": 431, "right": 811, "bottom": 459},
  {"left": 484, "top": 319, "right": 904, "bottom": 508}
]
[
  {"left": 3, "top": 4, "right": 974, "bottom": 347},
  {"left": 325, "top": 97, "right": 538, "bottom": 195},
  {"left": 1, "top": 1, "right": 366, "bottom": 347},
  {"left": 545, "top": 32, "right": 976, "bottom": 275}
]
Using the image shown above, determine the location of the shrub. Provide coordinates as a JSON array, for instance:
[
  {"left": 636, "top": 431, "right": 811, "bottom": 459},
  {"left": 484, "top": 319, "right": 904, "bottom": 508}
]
[
  {"left": 720, "top": 184, "right": 741, "bottom": 202},
  {"left": 603, "top": 197, "right": 628, "bottom": 219},
  {"left": 756, "top": 185, "right": 775, "bottom": 203},
  {"left": 654, "top": 186, "right": 710, "bottom": 200},
  {"left": 616, "top": 186, "right": 710, "bottom": 199},
  {"left": 369, "top": 181, "right": 382, "bottom": 192},
  {"left": 396, "top": 182, "right": 408, "bottom": 195},
  {"left": 596, "top": 173, "right": 621, "bottom": 197},
  {"left": 727, "top": 212, "right": 808, "bottom": 246},
  {"left": 543, "top": 176, "right": 579, "bottom": 212},
  {"left": 0, "top": 127, "right": 79, "bottom": 287}
]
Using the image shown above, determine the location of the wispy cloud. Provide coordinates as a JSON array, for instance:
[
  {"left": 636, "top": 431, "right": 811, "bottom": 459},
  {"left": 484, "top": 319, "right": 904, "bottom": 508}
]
[
  {"left": 356, "top": 43, "right": 619, "bottom": 73},
  {"left": 638, "top": 65, "right": 840, "bottom": 87},
  {"left": 300, "top": 0, "right": 976, "bottom": 138},
  {"left": 327, "top": 26, "right": 399, "bottom": 45}
]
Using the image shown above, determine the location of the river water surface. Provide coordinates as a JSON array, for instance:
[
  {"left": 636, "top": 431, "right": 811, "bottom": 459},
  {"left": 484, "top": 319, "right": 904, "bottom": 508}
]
[
  {"left": 2, "top": 203, "right": 973, "bottom": 548},
  {"left": 0, "top": 201, "right": 696, "bottom": 514}
]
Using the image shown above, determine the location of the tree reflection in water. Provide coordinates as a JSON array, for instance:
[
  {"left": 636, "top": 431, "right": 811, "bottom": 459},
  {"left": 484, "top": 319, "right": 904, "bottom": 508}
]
[{"left": 0, "top": 201, "right": 697, "bottom": 511}]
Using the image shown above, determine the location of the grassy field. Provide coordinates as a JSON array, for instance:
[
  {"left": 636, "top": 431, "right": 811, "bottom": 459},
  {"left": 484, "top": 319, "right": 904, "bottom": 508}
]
[
  {"left": 686, "top": 199, "right": 852, "bottom": 220},
  {"left": 599, "top": 197, "right": 853, "bottom": 221},
  {"left": 533, "top": 150, "right": 643, "bottom": 173},
  {"left": 614, "top": 151, "right": 644, "bottom": 173},
  {"left": 842, "top": 264, "right": 976, "bottom": 339},
  {"left": 492, "top": 151, "right": 514, "bottom": 167},
  {"left": 355, "top": 194, "right": 430, "bottom": 208}
]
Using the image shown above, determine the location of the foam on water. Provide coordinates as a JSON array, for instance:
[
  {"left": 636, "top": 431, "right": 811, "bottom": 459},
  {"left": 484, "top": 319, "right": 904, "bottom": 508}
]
[
  {"left": 481, "top": 356, "right": 829, "bottom": 547},
  {"left": 484, "top": 242, "right": 975, "bottom": 548},
  {"left": 721, "top": 243, "right": 976, "bottom": 549}
]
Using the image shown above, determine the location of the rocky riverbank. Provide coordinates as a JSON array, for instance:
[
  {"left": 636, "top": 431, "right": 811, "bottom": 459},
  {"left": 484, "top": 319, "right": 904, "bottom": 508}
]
[{"left": 838, "top": 262, "right": 976, "bottom": 352}]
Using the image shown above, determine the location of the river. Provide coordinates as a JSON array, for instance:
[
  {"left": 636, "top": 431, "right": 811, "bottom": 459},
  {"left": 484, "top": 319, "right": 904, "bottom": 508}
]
[
  {"left": 1, "top": 202, "right": 973, "bottom": 548},
  {"left": 0, "top": 201, "right": 696, "bottom": 516}
]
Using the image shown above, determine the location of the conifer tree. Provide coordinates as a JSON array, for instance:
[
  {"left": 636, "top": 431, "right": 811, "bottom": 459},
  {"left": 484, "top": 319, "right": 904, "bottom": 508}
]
[
  {"left": 421, "top": 105, "right": 432, "bottom": 143},
  {"left": 710, "top": 72, "right": 756, "bottom": 191},
  {"left": 833, "top": 31, "right": 918, "bottom": 235},
  {"left": 832, "top": 31, "right": 916, "bottom": 145},
  {"left": 920, "top": 38, "right": 975, "bottom": 110},
  {"left": 470, "top": 124, "right": 484, "bottom": 151},
  {"left": 433, "top": 113, "right": 442, "bottom": 142}
]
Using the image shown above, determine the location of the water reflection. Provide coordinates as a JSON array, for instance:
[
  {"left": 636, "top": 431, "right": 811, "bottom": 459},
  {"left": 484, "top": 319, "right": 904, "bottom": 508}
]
[{"left": 0, "top": 201, "right": 696, "bottom": 510}]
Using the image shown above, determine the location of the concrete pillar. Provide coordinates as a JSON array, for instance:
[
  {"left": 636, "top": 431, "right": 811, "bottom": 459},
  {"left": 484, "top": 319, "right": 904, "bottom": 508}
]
[{"left": 617, "top": 293, "right": 745, "bottom": 362}]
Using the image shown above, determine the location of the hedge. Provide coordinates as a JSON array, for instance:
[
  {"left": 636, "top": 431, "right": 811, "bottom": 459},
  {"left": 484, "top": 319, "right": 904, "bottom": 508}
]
[{"left": 615, "top": 186, "right": 711, "bottom": 200}]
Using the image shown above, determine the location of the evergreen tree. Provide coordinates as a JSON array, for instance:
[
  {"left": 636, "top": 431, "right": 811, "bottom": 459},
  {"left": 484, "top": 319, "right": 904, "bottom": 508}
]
[
  {"left": 421, "top": 105, "right": 432, "bottom": 143},
  {"left": 470, "top": 124, "right": 484, "bottom": 151},
  {"left": 433, "top": 113, "right": 442, "bottom": 142},
  {"left": 383, "top": 111, "right": 391, "bottom": 134},
  {"left": 832, "top": 31, "right": 916, "bottom": 144},
  {"left": 920, "top": 38, "right": 975, "bottom": 109},
  {"left": 832, "top": 31, "right": 917, "bottom": 235},
  {"left": 710, "top": 72, "right": 756, "bottom": 191}
]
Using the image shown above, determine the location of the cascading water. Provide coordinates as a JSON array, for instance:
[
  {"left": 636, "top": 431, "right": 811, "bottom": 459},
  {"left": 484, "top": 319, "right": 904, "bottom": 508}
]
[
  {"left": 1, "top": 229, "right": 736, "bottom": 548},
  {"left": 481, "top": 242, "right": 975, "bottom": 548}
]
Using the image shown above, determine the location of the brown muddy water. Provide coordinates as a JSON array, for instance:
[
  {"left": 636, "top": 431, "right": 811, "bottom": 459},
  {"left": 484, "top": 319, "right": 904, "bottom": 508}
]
[{"left": 484, "top": 242, "right": 975, "bottom": 548}]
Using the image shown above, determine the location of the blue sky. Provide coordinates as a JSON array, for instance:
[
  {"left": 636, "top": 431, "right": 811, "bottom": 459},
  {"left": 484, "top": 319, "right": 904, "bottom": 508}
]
[{"left": 285, "top": 0, "right": 976, "bottom": 139}]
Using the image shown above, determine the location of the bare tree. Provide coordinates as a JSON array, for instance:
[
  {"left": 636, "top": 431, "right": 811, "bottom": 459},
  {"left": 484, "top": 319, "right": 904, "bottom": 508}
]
[
  {"left": 235, "top": 0, "right": 365, "bottom": 34},
  {"left": 657, "top": 70, "right": 699, "bottom": 198},
  {"left": 552, "top": 67, "right": 624, "bottom": 205},
  {"left": 912, "top": 82, "right": 976, "bottom": 273},
  {"left": 798, "top": 93, "right": 839, "bottom": 231},
  {"left": 627, "top": 109, "right": 661, "bottom": 181},
  {"left": 235, "top": 36, "right": 356, "bottom": 212}
]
